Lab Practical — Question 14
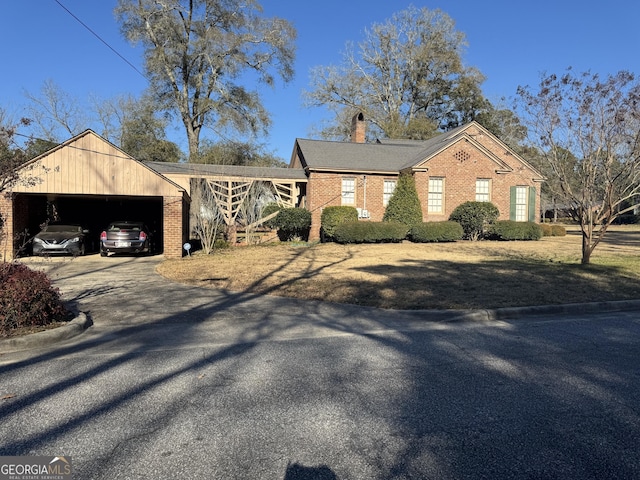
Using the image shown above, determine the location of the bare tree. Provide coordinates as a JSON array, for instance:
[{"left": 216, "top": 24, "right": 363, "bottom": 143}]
[
  {"left": 190, "top": 178, "right": 227, "bottom": 254},
  {"left": 115, "top": 0, "right": 296, "bottom": 159},
  {"left": 24, "top": 80, "right": 89, "bottom": 141},
  {"left": 517, "top": 70, "right": 640, "bottom": 264},
  {"left": 304, "top": 6, "right": 486, "bottom": 141}
]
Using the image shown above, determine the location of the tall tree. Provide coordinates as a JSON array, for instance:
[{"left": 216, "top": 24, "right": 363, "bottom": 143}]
[
  {"left": 94, "top": 94, "right": 183, "bottom": 162},
  {"left": 115, "top": 0, "right": 296, "bottom": 159},
  {"left": 304, "top": 6, "right": 486, "bottom": 141},
  {"left": 517, "top": 70, "right": 640, "bottom": 264}
]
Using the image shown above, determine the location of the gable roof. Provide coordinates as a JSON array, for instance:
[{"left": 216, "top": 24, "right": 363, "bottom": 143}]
[
  {"left": 12, "top": 130, "right": 186, "bottom": 196},
  {"left": 294, "top": 121, "right": 544, "bottom": 179}
]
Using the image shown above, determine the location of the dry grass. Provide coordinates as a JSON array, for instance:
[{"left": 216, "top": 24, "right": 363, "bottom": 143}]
[{"left": 157, "top": 225, "right": 640, "bottom": 310}]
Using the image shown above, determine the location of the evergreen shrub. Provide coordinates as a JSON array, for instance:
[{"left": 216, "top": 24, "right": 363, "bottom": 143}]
[
  {"left": 449, "top": 201, "right": 500, "bottom": 240},
  {"left": 490, "top": 221, "right": 543, "bottom": 241},
  {"left": 382, "top": 174, "right": 423, "bottom": 227},
  {"left": 409, "top": 221, "right": 463, "bottom": 243},
  {"left": 273, "top": 208, "right": 312, "bottom": 241},
  {"left": 320, "top": 206, "right": 358, "bottom": 241},
  {"left": 0, "top": 262, "right": 68, "bottom": 337},
  {"left": 261, "top": 203, "right": 282, "bottom": 229},
  {"left": 333, "top": 221, "right": 408, "bottom": 244}
]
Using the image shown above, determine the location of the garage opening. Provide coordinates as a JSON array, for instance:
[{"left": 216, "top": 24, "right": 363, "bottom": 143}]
[{"left": 17, "top": 193, "right": 164, "bottom": 255}]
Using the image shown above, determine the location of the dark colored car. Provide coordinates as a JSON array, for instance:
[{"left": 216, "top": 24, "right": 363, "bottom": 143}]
[
  {"left": 32, "top": 224, "right": 89, "bottom": 256},
  {"left": 100, "top": 221, "right": 153, "bottom": 256}
]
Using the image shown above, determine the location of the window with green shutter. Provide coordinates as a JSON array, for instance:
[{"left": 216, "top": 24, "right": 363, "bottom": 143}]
[{"left": 510, "top": 186, "right": 536, "bottom": 222}]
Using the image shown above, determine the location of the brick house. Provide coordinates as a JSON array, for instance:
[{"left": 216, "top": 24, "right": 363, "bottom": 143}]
[
  {"left": 0, "top": 117, "right": 543, "bottom": 260},
  {"left": 291, "top": 115, "right": 544, "bottom": 240}
]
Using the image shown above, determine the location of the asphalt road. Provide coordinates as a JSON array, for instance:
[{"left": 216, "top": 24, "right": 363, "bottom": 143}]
[{"left": 1, "top": 255, "right": 639, "bottom": 479}]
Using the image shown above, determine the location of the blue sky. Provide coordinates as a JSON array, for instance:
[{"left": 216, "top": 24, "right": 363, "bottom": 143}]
[{"left": 2, "top": 1, "right": 639, "bottom": 160}]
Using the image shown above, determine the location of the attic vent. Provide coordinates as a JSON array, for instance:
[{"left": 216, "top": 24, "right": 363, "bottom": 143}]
[{"left": 454, "top": 150, "right": 470, "bottom": 163}]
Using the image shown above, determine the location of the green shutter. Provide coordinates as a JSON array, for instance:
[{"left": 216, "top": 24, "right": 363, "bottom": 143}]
[
  {"left": 528, "top": 186, "right": 537, "bottom": 222},
  {"left": 509, "top": 186, "right": 516, "bottom": 221}
]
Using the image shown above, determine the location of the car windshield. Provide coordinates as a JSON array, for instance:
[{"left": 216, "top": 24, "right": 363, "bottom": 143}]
[{"left": 44, "top": 225, "right": 81, "bottom": 233}]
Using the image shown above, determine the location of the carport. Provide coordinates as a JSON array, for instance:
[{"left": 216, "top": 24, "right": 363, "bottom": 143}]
[{"left": 0, "top": 130, "right": 189, "bottom": 260}]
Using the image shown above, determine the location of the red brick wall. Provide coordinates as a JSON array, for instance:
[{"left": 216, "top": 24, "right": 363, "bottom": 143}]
[
  {"left": 163, "top": 195, "right": 188, "bottom": 258},
  {"left": 306, "top": 171, "right": 401, "bottom": 240}
]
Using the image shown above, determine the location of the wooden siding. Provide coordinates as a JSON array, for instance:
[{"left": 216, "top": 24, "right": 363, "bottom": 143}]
[{"left": 12, "top": 131, "right": 183, "bottom": 197}]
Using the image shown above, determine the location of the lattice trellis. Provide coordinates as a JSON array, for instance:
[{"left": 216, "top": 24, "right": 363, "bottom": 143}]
[{"left": 205, "top": 179, "right": 298, "bottom": 226}]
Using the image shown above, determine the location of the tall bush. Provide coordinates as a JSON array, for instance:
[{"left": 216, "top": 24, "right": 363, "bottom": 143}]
[
  {"left": 383, "top": 173, "right": 423, "bottom": 227},
  {"left": 449, "top": 201, "right": 499, "bottom": 240},
  {"left": 274, "top": 208, "right": 312, "bottom": 241},
  {"left": 320, "top": 206, "right": 358, "bottom": 241}
]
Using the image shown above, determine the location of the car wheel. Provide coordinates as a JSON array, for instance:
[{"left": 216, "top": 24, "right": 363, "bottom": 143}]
[{"left": 100, "top": 251, "right": 107, "bottom": 257}]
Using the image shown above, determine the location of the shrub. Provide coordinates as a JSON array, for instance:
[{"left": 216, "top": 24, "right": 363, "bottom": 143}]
[
  {"left": 320, "top": 206, "right": 358, "bottom": 241},
  {"left": 449, "top": 201, "right": 500, "bottom": 240},
  {"left": 274, "top": 208, "right": 312, "bottom": 242},
  {"left": 540, "top": 224, "right": 567, "bottom": 237},
  {"left": 409, "top": 221, "right": 463, "bottom": 243},
  {"left": 333, "top": 221, "right": 408, "bottom": 244},
  {"left": 0, "top": 262, "right": 68, "bottom": 337},
  {"left": 261, "top": 203, "right": 282, "bottom": 229},
  {"left": 490, "top": 221, "right": 543, "bottom": 241},
  {"left": 382, "top": 174, "right": 423, "bottom": 227}
]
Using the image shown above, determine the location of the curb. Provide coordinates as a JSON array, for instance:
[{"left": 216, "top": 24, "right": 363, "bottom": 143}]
[
  {"left": 442, "top": 299, "right": 640, "bottom": 323},
  {"left": 3, "top": 299, "right": 640, "bottom": 354},
  {"left": 0, "top": 313, "right": 93, "bottom": 354}
]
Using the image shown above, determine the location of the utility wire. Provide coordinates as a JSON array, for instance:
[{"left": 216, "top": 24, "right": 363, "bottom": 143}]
[{"left": 53, "top": 0, "right": 147, "bottom": 80}]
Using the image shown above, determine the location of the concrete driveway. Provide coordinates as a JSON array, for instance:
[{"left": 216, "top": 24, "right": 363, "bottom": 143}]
[{"left": 4, "top": 253, "right": 473, "bottom": 358}]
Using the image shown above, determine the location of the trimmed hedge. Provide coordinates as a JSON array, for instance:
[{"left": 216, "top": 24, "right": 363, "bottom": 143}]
[
  {"left": 409, "top": 221, "right": 463, "bottom": 243},
  {"left": 449, "top": 201, "right": 500, "bottom": 240},
  {"left": 320, "top": 206, "right": 358, "bottom": 240},
  {"left": 540, "top": 224, "right": 567, "bottom": 237},
  {"left": 273, "top": 208, "right": 312, "bottom": 241},
  {"left": 333, "top": 221, "right": 408, "bottom": 244},
  {"left": 1, "top": 262, "right": 68, "bottom": 337},
  {"left": 490, "top": 221, "right": 543, "bottom": 241}
]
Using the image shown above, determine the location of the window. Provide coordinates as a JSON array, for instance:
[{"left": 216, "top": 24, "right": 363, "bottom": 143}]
[
  {"left": 510, "top": 186, "right": 537, "bottom": 222},
  {"left": 383, "top": 179, "right": 396, "bottom": 206},
  {"left": 428, "top": 177, "right": 444, "bottom": 213},
  {"left": 476, "top": 179, "right": 491, "bottom": 202},
  {"left": 515, "top": 186, "right": 528, "bottom": 221},
  {"left": 341, "top": 177, "right": 355, "bottom": 205}
]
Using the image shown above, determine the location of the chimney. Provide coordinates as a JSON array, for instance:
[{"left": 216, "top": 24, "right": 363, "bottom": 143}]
[{"left": 350, "top": 112, "right": 365, "bottom": 143}]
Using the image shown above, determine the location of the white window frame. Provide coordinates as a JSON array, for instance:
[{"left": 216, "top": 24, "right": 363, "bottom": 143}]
[
  {"left": 515, "top": 186, "right": 528, "bottom": 221},
  {"left": 383, "top": 179, "right": 397, "bottom": 206},
  {"left": 428, "top": 177, "right": 444, "bottom": 214},
  {"left": 476, "top": 179, "right": 491, "bottom": 202},
  {"left": 341, "top": 177, "right": 355, "bottom": 205}
]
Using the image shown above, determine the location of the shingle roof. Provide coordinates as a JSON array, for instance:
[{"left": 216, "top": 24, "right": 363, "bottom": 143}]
[
  {"left": 144, "top": 161, "right": 307, "bottom": 180},
  {"left": 296, "top": 124, "right": 470, "bottom": 173}
]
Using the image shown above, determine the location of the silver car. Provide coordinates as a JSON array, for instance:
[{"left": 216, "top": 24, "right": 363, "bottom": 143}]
[
  {"left": 100, "top": 221, "right": 153, "bottom": 256},
  {"left": 32, "top": 224, "right": 89, "bottom": 256}
]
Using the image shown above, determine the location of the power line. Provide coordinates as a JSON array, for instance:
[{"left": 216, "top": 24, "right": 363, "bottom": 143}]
[{"left": 53, "top": 0, "right": 147, "bottom": 80}]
